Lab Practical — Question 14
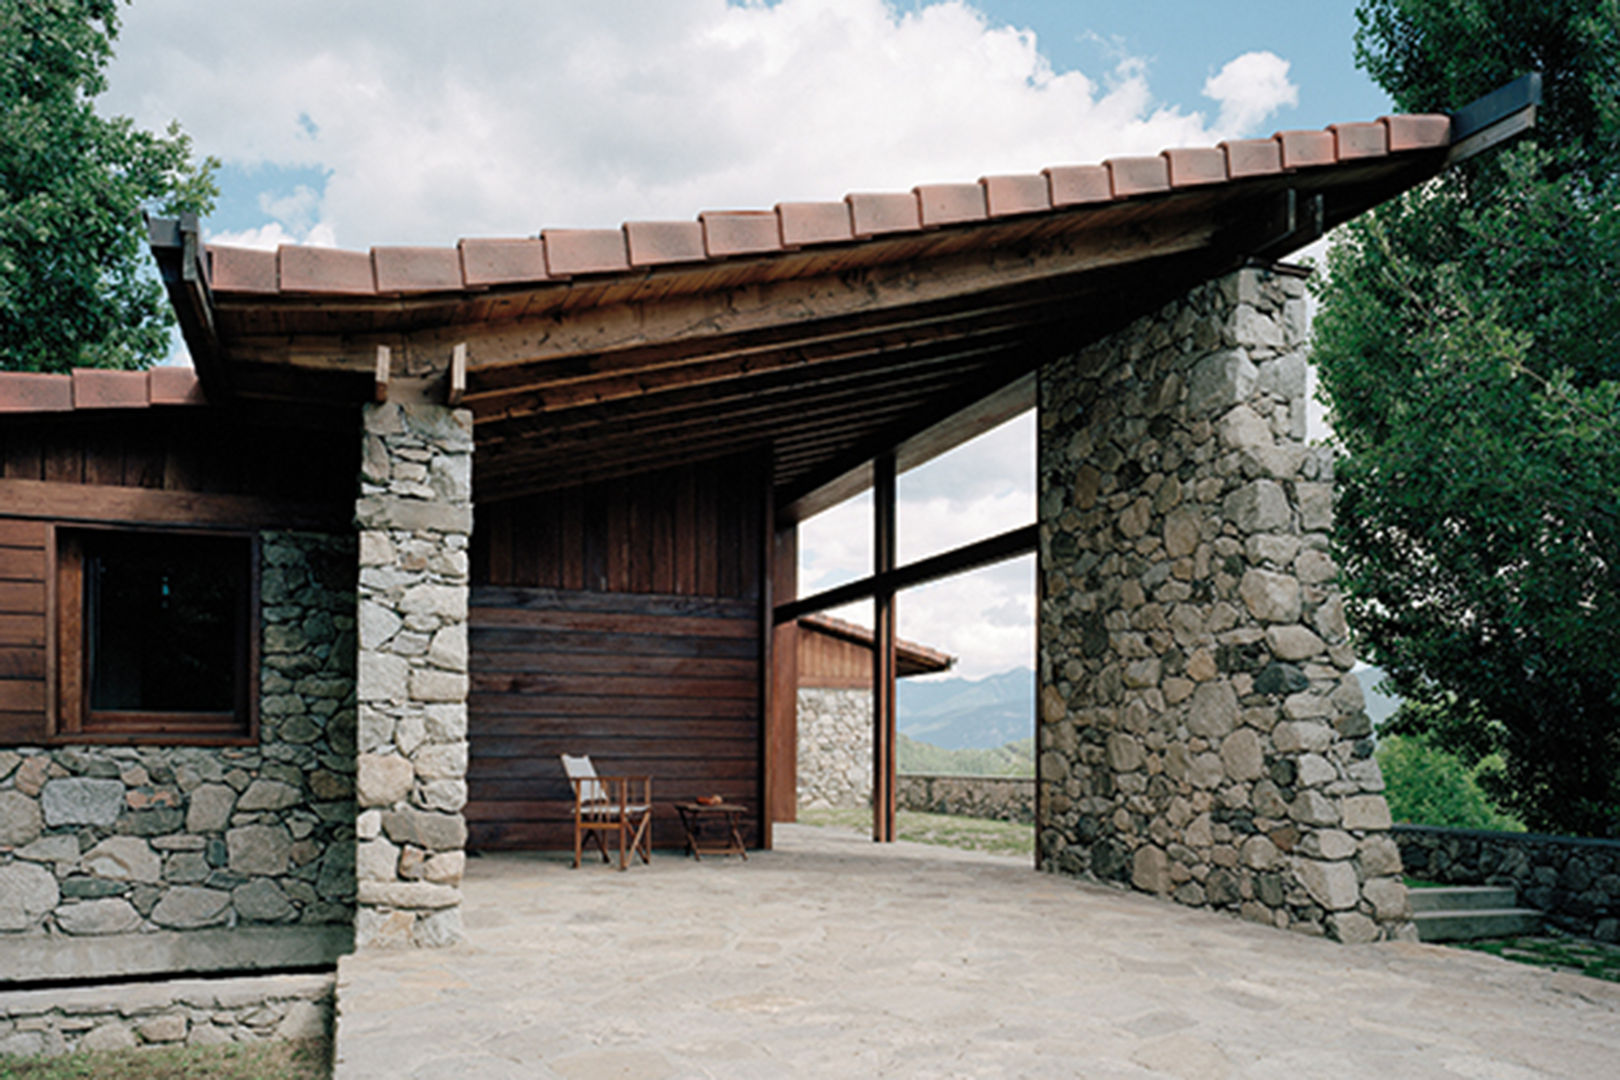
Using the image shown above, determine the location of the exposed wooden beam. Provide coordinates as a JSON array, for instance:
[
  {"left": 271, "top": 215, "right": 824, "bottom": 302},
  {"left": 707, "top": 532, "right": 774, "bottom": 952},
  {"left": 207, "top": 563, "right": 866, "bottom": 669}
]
[
  {"left": 0, "top": 479, "right": 351, "bottom": 533},
  {"left": 449, "top": 343, "right": 467, "bottom": 406},
  {"left": 872, "top": 451, "right": 897, "bottom": 845},
  {"left": 773, "top": 522, "right": 1036, "bottom": 625},
  {"left": 374, "top": 345, "right": 391, "bottom": 404}
]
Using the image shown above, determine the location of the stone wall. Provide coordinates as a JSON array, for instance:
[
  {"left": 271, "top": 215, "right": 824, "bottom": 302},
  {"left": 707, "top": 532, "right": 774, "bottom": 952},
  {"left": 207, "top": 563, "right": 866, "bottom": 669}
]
[
  {"left": 1037, "top": 266, "right": 1412, "bottom": 942},
  {"left": 797, "top": 687, "right": 872, "bottom": 810},
  {"left": 1396, "top": 824, "right": 1620, "bottom": 941},
  {"left": 0, "top": 532, "right": 357, "bottom": 981},
  {"left": 353, "top": 402, "right": 472, "bottom": 949},
  {"left": 0, "top": 972, "right": 331, "bottom": 1058},
  {"left": 897, "top": 775, "right": 1034, "bottom": 823}
]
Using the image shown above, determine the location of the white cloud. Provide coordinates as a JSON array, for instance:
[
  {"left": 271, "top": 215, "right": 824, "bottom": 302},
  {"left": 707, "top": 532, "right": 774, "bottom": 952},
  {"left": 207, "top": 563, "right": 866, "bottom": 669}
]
[
  {"left": 104, "top": 0, "right": 1299, "bottom": 251},
  {"left": 1203, "top": 50, "right": 1299, "bottom": 136}
]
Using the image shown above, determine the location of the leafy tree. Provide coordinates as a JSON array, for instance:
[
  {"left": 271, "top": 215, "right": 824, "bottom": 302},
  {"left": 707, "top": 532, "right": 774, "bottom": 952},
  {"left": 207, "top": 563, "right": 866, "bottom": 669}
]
[
  {"left": 1376, "top": 730, "right": 1523, "bottom": 832},
  {"left": 1, "top": 0, "right": 217, "bottom": 372},
  {"left": 1313, "top": 1, "right": 1620, "bottom": 836}
]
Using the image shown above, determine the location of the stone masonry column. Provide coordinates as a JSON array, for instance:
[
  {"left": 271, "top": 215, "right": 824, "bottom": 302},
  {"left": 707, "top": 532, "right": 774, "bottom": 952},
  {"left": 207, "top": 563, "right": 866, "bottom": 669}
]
[
  {"left": 1037, "top": 266, "right": 1413, "bottom": 942},
  {"left": 351, "top": 402, "right": 472, "bottom": 948}
]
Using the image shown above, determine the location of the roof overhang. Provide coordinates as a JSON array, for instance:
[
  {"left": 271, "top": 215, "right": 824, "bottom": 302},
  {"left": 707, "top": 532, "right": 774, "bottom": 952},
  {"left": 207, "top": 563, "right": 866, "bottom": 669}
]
[{"left": 146, "top": 96, "right": 1532, "bottom": 518}]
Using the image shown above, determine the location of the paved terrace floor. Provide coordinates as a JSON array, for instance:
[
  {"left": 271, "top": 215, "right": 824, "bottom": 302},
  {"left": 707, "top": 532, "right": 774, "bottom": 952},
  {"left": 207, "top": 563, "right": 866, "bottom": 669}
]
[{"left": 334, "top": 825, "right": 1620, "bottom": 1079}]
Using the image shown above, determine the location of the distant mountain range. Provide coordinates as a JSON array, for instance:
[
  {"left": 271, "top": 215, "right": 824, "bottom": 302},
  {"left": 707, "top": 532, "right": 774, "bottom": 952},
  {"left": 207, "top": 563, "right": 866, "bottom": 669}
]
[
  {"left": 898, "top": 667, "right": 1034, "bottom": 750},
  {"left": 897, "top": 663, "right": 1403, "bottom": 755}
]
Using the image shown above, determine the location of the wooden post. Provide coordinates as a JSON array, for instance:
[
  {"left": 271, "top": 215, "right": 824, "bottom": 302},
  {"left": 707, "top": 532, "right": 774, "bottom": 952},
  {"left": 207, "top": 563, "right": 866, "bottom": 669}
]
[
  {"left": 767, "top": 523, "right": 800, "bottom": 827},
  {"left": 872, "top": 452, "right": 897, "bottom": 843}
]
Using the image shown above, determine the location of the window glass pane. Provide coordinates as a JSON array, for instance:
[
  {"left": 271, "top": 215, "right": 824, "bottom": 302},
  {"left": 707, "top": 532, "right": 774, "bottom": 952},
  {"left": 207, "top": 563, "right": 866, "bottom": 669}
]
[{"left": 86, "top": 533, "right": 246, "bottom": 713}]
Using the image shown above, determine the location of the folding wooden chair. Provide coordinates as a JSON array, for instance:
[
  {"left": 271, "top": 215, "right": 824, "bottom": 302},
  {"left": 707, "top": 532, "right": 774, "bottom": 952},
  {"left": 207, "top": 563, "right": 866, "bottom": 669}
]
[{"left": 560, "top": 754, "right": 652, "bottom": 870}]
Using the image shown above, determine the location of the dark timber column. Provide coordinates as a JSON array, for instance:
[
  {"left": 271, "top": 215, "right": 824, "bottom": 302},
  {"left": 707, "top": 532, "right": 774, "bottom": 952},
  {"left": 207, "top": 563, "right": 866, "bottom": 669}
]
[
  {"left": 872, "top": 452, "right": 898, "bottom": 842},
  {"left": 767, "top": 524, "right": 800, "bottom": 826}
]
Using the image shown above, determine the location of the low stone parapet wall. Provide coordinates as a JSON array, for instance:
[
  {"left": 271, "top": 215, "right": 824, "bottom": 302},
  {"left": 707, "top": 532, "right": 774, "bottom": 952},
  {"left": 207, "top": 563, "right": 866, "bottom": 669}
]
[
  {"left": 897, "top": 774, "right": 1035, "bottom": 824},
  {"left": 1394, "top": 824, "right": 1620, "bottom": 941},
  {"left": 0, "top": 971, "right": 332, "bottom": 1059}
]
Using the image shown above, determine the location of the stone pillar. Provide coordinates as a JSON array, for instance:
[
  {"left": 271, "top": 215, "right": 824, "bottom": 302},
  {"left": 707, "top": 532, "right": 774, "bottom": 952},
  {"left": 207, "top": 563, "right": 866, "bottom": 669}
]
[
  {"left": 1037, "top": 267, "right": 1413, "bottom": 942},
  {"left": 351, "top": 402, "right": 472, "bottom": 948}
]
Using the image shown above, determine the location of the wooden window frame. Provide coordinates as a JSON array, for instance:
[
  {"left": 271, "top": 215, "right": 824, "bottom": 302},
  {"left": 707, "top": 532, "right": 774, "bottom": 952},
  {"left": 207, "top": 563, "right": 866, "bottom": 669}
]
[{"left": 50, "top": 524, "right": 260, "bottom": 747}]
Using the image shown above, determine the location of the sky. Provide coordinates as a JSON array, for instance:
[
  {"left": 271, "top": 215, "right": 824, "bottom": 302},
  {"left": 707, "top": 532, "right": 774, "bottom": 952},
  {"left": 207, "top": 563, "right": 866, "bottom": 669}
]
[{"left": 102, "top": 0, "right": 1390, "bottom": 680}]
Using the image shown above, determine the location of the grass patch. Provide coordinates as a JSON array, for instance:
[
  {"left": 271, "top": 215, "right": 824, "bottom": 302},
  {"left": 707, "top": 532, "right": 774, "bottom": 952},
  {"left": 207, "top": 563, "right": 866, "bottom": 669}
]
[
  {"left": 1458, "top": 932, "right": 1620, "bottom": 984},
  {"left": 0, "top": 1037, "right": 330, "bottom": 1080},
  {"left": 797, "top": 807, "right": 1033, "bottom": 859}
]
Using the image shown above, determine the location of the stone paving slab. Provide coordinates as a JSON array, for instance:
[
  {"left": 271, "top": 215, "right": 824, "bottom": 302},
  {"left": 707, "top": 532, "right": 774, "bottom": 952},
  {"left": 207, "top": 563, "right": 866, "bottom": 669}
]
[{"left": 334, "top": 825, "right": 1620, "bottom": 1078}]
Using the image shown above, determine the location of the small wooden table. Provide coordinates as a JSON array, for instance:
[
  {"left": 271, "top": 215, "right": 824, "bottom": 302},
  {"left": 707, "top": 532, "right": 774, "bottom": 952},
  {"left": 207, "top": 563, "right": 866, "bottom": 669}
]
[{"left": 673, "top": 802, "right": 749, "bottom": 860}]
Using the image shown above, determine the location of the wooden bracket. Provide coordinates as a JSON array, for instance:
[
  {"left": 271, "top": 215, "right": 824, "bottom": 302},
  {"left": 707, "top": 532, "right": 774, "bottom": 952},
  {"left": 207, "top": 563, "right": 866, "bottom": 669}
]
[{"left": 374, "top": 345, "right": 391, "bottom": 403}]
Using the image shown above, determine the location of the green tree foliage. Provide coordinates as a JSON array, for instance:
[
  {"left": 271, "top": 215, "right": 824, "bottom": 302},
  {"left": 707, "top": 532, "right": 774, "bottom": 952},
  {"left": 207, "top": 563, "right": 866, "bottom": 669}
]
[
  {"left": 1314, "top": 1, "right": 1620, "bottom": 836},
  {"left": 1377, "top": 730, "right": 1523, "bottom": 832},
  {"left": 1, "top": 0, "right": 216, "bottom": 372}
]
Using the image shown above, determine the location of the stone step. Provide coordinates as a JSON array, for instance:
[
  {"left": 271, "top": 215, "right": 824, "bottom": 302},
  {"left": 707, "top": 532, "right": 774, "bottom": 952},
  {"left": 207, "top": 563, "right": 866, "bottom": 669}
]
[
  {"left": 1407, "top": 885, "right": 1518, "bottom": 913},
  {"left": 1413, "top": 908, "right": 1543, "bottom": 943}
]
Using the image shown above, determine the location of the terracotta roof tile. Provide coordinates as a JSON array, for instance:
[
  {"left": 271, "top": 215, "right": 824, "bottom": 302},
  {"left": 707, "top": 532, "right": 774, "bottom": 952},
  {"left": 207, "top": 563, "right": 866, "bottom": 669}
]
[
  {"left": 278, "top": 245, "right": 375, "bottom": 294},
  {"left": 186, "top": 111, "right": 1457, "bottom": 302},
  {"left": 373, "top": 246, "right": 463, "bottom": 294},
  {"left": 624, "top": 221, "right": 706, "bottom": 267},
  {"left": 1382, "top": 114, "right": 1451, "bottom": 152},
  {"left": 1163, "top": 147, "right": 1228, "bottom": 188},
  {"left": 980, "top": 174, "right": 1051, "bottom": 217},
  {"left": 914, "top": 183, "right": 987, "bottom": 227},
  {"left": 699, "top": 211, "right": 783, "bottom": 257},
  {"left": 1331, "top": 121, "right": 1388, "bottom": 160},
  {"left": 72, "top": 369, "right": 147, "bottom": 409},
  {"left": 147, "top": 366, "right": 204, "bottom": 406},
  {"left": 208, "top": 245, "right": 278, "bottom": 293},
  {"left": 0, "top": 372, "right": 72, "bottom": 413},
  {"left": 458, "top": 238, "right": 549, "bottom": 287},
  {"left": 1275, "top": 130, "right": 1337, "bottom": 169},
  {"left": 541, "top": 229, "right": 631, "bottom": 277},
  {"left": 1044, "top": 164, "right": 1111, "bottom": 207},
  {"left": 776, "top": 201, "right": 854, "bottom": 247},
  {"left": 847, "top": 192, "right": 922, "bottom": 237},
  {"left": 1221, "top": 138, "right": 1284, "bottom": 179},
  {"left": 1106, "top": 156, "right": 1171, "bottom": 197}
]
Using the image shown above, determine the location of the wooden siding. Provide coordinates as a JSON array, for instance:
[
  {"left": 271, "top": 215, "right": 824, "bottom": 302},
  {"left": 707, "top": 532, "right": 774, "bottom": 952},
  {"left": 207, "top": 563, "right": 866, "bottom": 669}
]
[
  {"left": 0, "top": 411, "right": 356, "bottom": 505},
  {"left": 0, "top": 520, "right": 48, "bottom": 743},
  {"left": 0, "top": 411, "right": 355, "bottom": 745},
  {"left": 798, "top": 628, "right": 878, "bottom": 690},
  {"left": 472, "top": 457, "right": 761, "bottom": 597},
  {"left": 466, "top": 457, "right": 769, "bottom": 852}
]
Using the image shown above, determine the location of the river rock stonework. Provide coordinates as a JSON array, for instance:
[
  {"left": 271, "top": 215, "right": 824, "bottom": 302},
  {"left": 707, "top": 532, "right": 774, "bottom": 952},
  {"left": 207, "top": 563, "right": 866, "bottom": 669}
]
[
  {"left": 353, "top": 402, "right": 472, "bottom": 949},
  {"left": 0, "top": 532, "right": 357, "bottom": 977},
  {"left": 796, "top": 688, "right": 873, "bottom": 810},
  {"left": 1037, "top": 267, "right": 1412, "bottom": 942}
]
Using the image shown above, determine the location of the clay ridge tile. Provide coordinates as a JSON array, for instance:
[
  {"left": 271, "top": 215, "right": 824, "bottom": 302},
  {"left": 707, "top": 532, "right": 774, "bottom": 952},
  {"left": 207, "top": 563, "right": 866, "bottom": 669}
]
[
  {"left": 1044, "top": 165, "right": 1111, "bottom": 207},
  {"left": 147, "top": 367, "right": 204, "bottom": 406},
  {"left": 1163, "top": 147, "right": 1228, "bottom": 188},
  {"left": 458, "top": 238, "right": 549, "bottom": 288},
  {"left": 1330, "top": 121, "right": 1388, "bottom": 160},
  {"left": 1106, "top": 156, "right": 1171, "bottom": 197},
  {"left": 913, "top": 183, "right": 987, "bottom": 227},
  {"left": 699, "top": 211, "right": 783, "bottom": 257},
  {"left": 1382, "top": 114, "right": 1451, "bottom": 152},
  {"left": 208, "top": 245, "right": 278, "bottom": 294},
  {"left": 373, "top": 246, "right": 463, "bottom": 294},
  {"left": 624, "top": 221, "right": 706, "bottom": 267},
  {"left": 1220, "top": 138, "right": 1283, "bottom": 179},
  {"left": 847, "top": 192, "right": 922, "bottom": 237},
  {"left": 1274, "top": 130, "right": 1337, "bottom": 170},
  {"left": 279, "top": 245, "right": 375, "bottom": 295},
  {"left": 72, "top": 369, "right": 147, "bottom": 409},
  {"left": 776, "top": 202, "right": 854, "bottom": 247},
  {"left": 980, "top": 174, "right": 1051, "bottom": 218},
  {"left": 541, "top": 229, "right": 631, "bottom": 277},
  {"left": 0, "top": 372, "right": 73, "bottom": 413}
]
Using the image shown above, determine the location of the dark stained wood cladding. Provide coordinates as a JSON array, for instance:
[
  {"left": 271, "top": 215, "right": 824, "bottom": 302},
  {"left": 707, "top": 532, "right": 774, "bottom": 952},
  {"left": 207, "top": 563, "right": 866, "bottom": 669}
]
[
  {"left": 0, "top": 410, "right": 356, "bottom": 505},
  {"left": 0, "top": 519, "right": 48, "bottom": 743},
  {"left": 472, "top": 457, "right": 762, "bottom": 598},
  {"left": 466, "top": 457, "right": 769, "bottom": 851},
  {"left": 798, "top": 628, "right": 879, "bottom": 690}
]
